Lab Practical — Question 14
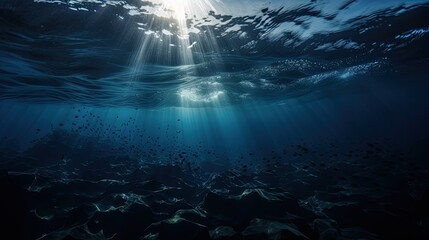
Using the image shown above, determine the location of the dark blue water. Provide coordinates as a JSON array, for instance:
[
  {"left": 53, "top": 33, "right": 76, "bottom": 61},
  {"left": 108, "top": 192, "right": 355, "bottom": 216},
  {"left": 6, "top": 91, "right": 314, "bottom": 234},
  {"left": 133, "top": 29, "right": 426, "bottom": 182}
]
[{"left": 1, "top": 1, "right": 429, "bottom": 239}]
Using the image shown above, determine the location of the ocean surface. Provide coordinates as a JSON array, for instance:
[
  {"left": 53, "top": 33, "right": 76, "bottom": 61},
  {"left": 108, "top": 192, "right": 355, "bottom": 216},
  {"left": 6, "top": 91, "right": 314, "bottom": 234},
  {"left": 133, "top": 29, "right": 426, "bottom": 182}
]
[{"left": 1, "top": 0, "right": 429, "bottom": 239}]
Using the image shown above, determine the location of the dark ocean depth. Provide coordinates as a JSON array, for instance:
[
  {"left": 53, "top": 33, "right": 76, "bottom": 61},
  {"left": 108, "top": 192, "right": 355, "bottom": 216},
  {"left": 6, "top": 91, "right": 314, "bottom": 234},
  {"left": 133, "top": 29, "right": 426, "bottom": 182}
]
[{"left": 1, "top": 0, "right": 429, "bottom": 239}]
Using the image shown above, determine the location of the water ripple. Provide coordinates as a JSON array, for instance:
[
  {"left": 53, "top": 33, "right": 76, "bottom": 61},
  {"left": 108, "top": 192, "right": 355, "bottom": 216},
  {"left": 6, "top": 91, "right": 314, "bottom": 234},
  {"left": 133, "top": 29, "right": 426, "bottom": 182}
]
[{"left": 0, "top": 0, "right": 428, "bottom": 107}]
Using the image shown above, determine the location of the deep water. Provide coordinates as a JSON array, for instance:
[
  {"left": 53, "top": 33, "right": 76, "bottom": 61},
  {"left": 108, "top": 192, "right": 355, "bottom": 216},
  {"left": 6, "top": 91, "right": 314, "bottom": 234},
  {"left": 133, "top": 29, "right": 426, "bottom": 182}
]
[{"left": 1, "top": 0, "right": 429, "bottom": 239}]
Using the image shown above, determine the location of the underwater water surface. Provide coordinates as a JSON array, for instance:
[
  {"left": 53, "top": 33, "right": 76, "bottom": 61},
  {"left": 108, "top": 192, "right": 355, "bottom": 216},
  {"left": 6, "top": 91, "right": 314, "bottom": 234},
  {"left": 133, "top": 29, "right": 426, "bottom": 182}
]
[{"left": 1, "top": 0, "right": 429, "bottom": 239}]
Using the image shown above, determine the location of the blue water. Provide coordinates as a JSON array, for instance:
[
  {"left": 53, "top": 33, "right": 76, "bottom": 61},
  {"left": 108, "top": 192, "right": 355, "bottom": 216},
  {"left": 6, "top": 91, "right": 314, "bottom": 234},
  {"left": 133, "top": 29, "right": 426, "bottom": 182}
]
[
  {"left": 1, "top": 0, "right": 429, "bottom": 239},
  {"left": 1, "top": 0, "right": 428, "bottom": 149}
]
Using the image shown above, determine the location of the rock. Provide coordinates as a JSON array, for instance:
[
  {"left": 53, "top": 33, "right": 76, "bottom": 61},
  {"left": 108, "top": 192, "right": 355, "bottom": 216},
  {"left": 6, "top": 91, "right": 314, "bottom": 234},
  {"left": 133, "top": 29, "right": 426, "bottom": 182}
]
[
  {"left": 125, "top": 169, "right": 149, "bottom": 182},
  {"left": 323, "top": 204, "right": 365, "bottom": 228},
  {"left": 202, "top": 189, "right": 311, "bottom": 225},
  {"left": 313, "top": 218, "right": 338, "bottom": 232},
  {"left": 392, "top": 194, "right": 421, "bottom": 220},
  {"left": 0, "top": 174, "right": 51, "bottom": 239},
  {"left": 210, "top": 226, "right": 240, "bottom": 240},
  {"left": 23, "top": 130, "right": 78, "bottom": 166},
  {"left": 204, "top": 171, "right": 252, "bottom": 192},
  {"left": 241, "top": 218, "right": 309, "bottom": 240},
  {"left": 284, "top": 180, "right": 315, "bottom": 199},
  {"left": 62, "top": 235, "right": 81, "bottom": 240},
  {"left": 362, "top": 210, "right": 429, "bottom": 239},
  {"left": 287, "top": 217, "right": 319, "bottom": 240},
  {"left": 87, "top": 203, "right": 154, "bottom": 239},
  {"left": 58, "top": 204, "right": 96, "bottom": 227},
  {"left": 147, "top": 164, "right": 196, "bottom": 188},
  {"left": 174, "top": 209, "right": 208, "bottom": 226},
  {"left": 339, "top": 227, "right": 378, "bottom": 240},
  {"left": 149, "top": 199, "right": 193, "bottom": 216},
  {"left": 142, "top": 216, "right": 210, "bottom": 240},
  {"left": 319, "top": 228, "right": 339, "bottom": 240}
]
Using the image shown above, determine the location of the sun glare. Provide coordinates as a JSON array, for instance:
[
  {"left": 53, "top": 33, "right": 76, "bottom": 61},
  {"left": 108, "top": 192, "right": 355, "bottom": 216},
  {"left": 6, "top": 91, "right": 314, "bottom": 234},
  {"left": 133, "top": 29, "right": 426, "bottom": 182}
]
[
  {"left": 132, "top": 0, "right": 224, "bottom": 106},
  {"left": 159, "top": 0, "right": 218, "bottom": 20}
]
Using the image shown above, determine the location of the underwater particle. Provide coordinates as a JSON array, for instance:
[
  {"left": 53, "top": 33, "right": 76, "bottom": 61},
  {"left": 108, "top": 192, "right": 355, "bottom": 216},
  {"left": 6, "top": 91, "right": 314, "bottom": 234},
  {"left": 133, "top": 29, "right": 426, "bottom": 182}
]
[{"left": 177, "top": 119, "right": 181, "bottom": 121}]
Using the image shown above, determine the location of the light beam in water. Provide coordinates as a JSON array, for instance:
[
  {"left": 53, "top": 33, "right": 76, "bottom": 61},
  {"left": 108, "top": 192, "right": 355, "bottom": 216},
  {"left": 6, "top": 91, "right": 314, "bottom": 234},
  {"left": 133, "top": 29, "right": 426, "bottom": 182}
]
[{"left": 131, "top": 0, "right": 225, "bottom": 107}]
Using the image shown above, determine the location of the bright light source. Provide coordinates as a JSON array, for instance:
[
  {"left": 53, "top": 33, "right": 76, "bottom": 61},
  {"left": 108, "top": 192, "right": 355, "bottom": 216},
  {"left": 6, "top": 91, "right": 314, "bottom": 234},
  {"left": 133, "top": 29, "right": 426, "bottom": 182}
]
[
  {"left": 179, "top": 87, "right": 224, "bottom": 103},
  {"left": 159, "top": 0, "right": 218, "bottom": 20}
]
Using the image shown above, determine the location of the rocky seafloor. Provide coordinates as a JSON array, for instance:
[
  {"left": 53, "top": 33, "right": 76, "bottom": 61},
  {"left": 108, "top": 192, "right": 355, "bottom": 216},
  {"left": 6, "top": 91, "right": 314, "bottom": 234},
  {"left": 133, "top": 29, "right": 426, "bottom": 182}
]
[{"left": 1, "top": 131, "right": 429, "bottom": 240}]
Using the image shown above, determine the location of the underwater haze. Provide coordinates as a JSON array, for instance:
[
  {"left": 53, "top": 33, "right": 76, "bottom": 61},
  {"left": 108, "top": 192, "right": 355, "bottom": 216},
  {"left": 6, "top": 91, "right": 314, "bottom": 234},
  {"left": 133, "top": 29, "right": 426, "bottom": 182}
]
[{"left": 1, "top": 0, "right": 429, "bottom": 239}]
